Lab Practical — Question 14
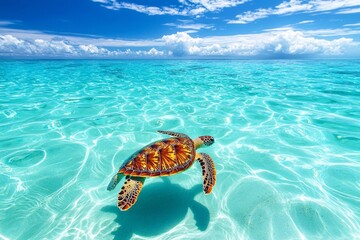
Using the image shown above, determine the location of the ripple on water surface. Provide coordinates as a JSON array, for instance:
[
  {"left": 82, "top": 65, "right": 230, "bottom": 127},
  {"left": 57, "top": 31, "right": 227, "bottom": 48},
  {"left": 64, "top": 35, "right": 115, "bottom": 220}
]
[{"left": 4, "top": 149, "right": 46, "bottom": 167}]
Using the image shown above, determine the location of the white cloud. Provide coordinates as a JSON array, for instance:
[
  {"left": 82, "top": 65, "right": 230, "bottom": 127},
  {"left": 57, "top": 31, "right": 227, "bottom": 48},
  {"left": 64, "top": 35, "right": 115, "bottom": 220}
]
[
  {"left": 275, "top": 0, "right": 312, "bottom": 14},
  {"left": 91, "top": 0, "right": 108, "bottom": 3},
  {"left": 94, "top": 0, "right": 360, "bottom": 19},
  {"left": 33, "top": 39, "right": 76, "bottom": 55},
  {"left": 185, "top": 0, "right": 248, "bottom": 12},
  {"left": 311, "top": 0, "right": 360, "bottom": 11},
  {"left": 0, "top": 34, "right": 166, "bottom": 57},
  {"left": 144, "top": 47, "right": 165, "bottom": 56},
  {"left": 229, "top": 0, "right": 360, "bottom": 24},
  {"left": 164, "top": 22, "right": 214, "bottom": 30},
  {"left": 109, "top": 2, "right": 187, "bottom": 15},
  {"left": 91, "top": 0, "right": 248, "bottom": 16},
  {"left": 162, "top": 32, "right": 202, "bottom": 56},
  {"left": 262, "top": 25, "right": 360, "bottom": 37},
  {"left": 344, "top": 23, "right": 360, "bottom": 27},
  {"left": 303, "top": 28, "right": 360, "bottom": 37},
  {"left": 0, "top": 34, "right": 24, "bottom": 51},
  {"left": 336, "top": 7, "right": 360, "bottom": 14},
  {"left": 189, "top": 7, "right": 207, "bottom": 16},
  {"left": 91, "top": 0, "right": 188, "bottom": 15},
  {"left": 161, "top": 30, "right": 357, "bottom": 57},
  {"left": 0, "top": 21, "right": 17, "bottom": 26},
  {"left": 228, "top": 9, "right": 271, "bottom": 24},
  {"left": 0, "top": 35, "right": 77, "bottom": 56},
  {"left": 298, "top": 20, "right": 314, "bottom": 24},
  {"left": 1, "top": 29, "right": 358, "bottom": 58},
  {"left": 0, "top": 27, "right": 163, "bottom": 48},
  {"left": 79, "top": 44, "right": 110, "bottom": 54}
]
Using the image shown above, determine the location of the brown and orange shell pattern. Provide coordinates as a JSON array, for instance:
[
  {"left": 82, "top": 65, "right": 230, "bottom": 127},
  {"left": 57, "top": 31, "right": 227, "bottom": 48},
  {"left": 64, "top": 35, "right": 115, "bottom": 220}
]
[{"left": 118, "top": 137, "right": 195, "bottom": 177}]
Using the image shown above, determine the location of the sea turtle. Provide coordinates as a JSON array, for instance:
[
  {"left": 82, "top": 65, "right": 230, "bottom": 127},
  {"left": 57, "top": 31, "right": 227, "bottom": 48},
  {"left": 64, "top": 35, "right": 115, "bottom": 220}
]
[{"left": 107, "top": 130, "right": 216, "bottom": 211}]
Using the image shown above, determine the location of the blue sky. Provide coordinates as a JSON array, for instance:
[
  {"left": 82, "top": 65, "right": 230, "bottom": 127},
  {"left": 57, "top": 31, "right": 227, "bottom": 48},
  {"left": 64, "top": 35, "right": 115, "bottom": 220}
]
[{"left": 1, "top": 0, "right": 360, "bottom": 58}]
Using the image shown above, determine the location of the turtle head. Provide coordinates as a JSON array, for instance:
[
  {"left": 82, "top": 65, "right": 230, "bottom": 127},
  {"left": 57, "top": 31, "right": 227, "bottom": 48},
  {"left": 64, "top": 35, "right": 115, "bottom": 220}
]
[{"left": 194, "top": 136, "right": 215, "bottom": 149}]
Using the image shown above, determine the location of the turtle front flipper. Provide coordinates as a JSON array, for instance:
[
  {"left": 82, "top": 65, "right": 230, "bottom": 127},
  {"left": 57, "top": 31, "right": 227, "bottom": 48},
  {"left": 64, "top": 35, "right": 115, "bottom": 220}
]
[
  {"left": 107, "top": 173, "right": 124, "bottom": 191},
  {"left": 118, "top": 176, "right": 145, "bottom": 211},
  {"left": 196, "top": 153, "right": 216, "bottom": 194},
  {"left": 157, "top": 130, "right": 189, "bottom": 138}
]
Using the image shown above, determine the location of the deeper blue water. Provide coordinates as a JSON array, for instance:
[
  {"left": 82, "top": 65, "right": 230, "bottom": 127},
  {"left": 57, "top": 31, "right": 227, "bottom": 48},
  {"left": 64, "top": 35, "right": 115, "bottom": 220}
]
[{"left": 0, "top": 60, "right": 359, "bottom": 240}]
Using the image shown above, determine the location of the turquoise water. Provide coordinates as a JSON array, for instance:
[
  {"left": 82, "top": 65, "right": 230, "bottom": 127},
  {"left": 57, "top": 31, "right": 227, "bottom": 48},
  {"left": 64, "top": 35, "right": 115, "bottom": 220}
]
[{"left": 0, "top": 60, "right": 360, "bottom": 240}]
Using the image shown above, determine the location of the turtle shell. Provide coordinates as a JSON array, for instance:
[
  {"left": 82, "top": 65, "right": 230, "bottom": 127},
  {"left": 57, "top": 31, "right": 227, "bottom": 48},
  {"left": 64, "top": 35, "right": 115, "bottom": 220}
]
[{"left": 118, "top": 137, "right": 195, "bottom": 177}]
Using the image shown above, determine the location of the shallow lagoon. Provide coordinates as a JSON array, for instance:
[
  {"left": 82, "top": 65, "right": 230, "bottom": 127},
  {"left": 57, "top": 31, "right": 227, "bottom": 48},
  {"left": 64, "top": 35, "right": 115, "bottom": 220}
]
[{"left": 0, "top": 60, "right": 359, "bottom": 239}]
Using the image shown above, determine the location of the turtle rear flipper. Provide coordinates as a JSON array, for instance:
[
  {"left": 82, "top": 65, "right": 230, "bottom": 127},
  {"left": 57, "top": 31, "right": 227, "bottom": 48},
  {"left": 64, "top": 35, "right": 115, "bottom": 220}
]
[
  {"left": 118, "top": 176, "right": 145, "bottom": 211},
  {"left": 107, "top": 173, "right": 124, "bottom": 191},
  {"left": 196, "top": 153, "right": 216, "bottom": 194}
]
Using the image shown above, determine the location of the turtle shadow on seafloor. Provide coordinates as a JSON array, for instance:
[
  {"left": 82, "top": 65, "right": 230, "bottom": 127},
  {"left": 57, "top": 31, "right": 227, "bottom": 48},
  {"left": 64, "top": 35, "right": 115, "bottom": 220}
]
[{"left": 101, "top": 178, "right": 210, "bottom": 240}]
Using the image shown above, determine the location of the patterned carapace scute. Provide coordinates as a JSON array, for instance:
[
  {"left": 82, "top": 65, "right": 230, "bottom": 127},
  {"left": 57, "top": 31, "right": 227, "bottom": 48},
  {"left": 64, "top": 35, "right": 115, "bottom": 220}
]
[{"left": 118, "top": 137, "right": 195, "bottom": 177}]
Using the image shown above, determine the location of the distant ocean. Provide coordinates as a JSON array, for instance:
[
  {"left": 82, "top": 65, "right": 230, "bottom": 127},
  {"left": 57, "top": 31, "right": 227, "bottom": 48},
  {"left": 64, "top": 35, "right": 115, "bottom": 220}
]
[{"left": 1, "top": 60, "right": 359, "bottom": 239}]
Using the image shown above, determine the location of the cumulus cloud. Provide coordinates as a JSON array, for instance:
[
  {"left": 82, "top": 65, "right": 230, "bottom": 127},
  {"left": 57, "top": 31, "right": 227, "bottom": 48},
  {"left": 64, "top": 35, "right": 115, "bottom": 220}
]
[
  {"left": 1, "top": 35, "right": 70, "bottom": 56},
  {"left": 0, "top": 35, "right": 79, "bottom": 56},
  {"left": 79, "top": 44, "right": 110, "bottom": 54},
  {"left": 0, "top": 30, "right": 358, "bottom": 58},
  {"left": 0, "top": 35, "right": 166, "bottom": 58},
  {"left": 162, "top": 32, "right": 202, "bottom": 56},
  {"left": 229, "top": 0, "right": 360, "bottom": 24},
  {"left": 0, "top": 27, "right": 163, "bottom": 48},
  {"left": 161, "top": 30, "right": 357, "bottom": 57},
  {"left": 34, "top": 39, "right": 76, "bottom": 55}
]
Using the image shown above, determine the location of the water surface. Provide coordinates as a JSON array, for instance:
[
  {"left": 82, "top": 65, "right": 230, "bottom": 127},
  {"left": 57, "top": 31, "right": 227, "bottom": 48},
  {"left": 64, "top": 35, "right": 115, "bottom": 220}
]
[{"left": 0, "top": 60, "right": 359, "bottom": 239}]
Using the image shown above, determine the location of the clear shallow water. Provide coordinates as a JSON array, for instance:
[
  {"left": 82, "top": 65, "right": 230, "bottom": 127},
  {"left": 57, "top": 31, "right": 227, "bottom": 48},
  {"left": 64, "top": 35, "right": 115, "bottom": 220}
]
[{"left": 0, "top": 59, "right": 360, "bottom": 240}]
